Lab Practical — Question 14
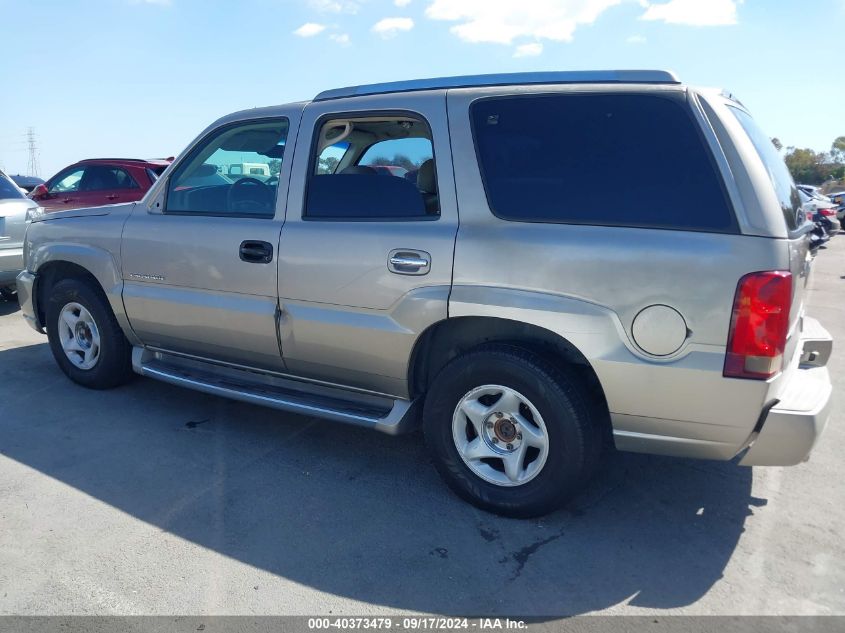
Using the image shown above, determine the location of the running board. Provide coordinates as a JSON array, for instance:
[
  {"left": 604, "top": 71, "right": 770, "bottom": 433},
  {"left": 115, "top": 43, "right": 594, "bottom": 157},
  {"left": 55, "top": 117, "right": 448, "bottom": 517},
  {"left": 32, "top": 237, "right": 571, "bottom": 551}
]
[{"left": 131, "top": 348, "right": 419, "bottom": 435}]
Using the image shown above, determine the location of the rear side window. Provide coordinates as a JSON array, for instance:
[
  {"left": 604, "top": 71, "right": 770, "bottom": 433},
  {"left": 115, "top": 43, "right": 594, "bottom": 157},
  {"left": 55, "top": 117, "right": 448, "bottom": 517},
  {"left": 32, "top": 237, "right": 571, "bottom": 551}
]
[
  {"left": 728, "top": 106, "right": 802, "bottom": 231},
  {"left": 471, "top": 93, "right": 737, "bottom": 233},
  {"left": 79, "top": 166, "right": 139, "bottom": 191},
  {"left": 0, "top": 173, "right": 24, "bottom": 200}
]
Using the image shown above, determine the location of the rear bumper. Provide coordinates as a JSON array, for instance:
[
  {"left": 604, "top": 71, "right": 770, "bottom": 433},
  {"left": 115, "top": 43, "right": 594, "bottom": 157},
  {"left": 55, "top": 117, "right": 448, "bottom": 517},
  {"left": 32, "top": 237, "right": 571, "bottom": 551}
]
[
  {"left": 16, "top": 270, "right": 43, "bottom": 333},
  {"left": 740, "top": 318, "right": 834, "bottom": 466}
]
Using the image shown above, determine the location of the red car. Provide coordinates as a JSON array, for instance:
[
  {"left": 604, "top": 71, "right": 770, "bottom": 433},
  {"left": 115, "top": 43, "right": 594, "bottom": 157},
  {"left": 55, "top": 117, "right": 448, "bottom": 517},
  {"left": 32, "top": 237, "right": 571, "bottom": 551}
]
[{"left": 30, "top": 158, "right": 171, "bottom": 212}]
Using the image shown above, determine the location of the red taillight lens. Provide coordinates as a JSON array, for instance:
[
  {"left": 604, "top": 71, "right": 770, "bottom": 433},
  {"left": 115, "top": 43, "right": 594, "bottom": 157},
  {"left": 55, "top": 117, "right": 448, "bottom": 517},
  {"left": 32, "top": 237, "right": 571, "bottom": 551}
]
[
  {"left": 818, "top": 208, "right": 835, "bottom": 217},
  {"left": 724, "top": 271, "right": 792, "bottom": 380}
]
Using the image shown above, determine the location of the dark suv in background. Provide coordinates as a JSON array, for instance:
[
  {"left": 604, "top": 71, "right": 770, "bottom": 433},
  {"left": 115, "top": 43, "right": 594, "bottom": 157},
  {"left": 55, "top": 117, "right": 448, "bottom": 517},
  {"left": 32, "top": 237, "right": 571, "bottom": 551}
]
[{"left": 30, "top": 158, "right": 171, "bottom": 212}]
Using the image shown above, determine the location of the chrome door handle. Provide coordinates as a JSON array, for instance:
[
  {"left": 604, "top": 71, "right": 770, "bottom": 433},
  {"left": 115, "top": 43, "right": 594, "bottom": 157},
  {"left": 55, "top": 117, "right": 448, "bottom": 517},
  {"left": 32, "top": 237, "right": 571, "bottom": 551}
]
[
  {"left": 390, "top": 256, "right": 428, "bottom": 268},
  {"left": 388, "top": 249, "right": 431, "bottom": 275}
]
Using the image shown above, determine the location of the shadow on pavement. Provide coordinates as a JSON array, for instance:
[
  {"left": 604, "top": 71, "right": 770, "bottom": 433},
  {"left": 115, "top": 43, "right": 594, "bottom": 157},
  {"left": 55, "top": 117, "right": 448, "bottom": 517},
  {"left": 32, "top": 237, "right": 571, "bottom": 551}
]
[
  {"left": 0, "top": 342, "right": 762, "bottom": 616},
  {"left": 0, "top": 298, "right": 21, "bottom": 316}
]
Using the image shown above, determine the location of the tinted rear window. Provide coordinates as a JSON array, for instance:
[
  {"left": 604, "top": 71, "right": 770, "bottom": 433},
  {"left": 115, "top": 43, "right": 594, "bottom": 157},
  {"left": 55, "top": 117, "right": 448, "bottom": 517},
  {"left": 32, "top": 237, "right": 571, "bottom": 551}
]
[
  {"left": 471, "top": 93, "right": 737, "bottom": 233},
  {"left": 728, "top": 106, "right": 802, "bottom": 231},
  {"left": 0, "top": 173, "right": 25, "bottom": 200}
]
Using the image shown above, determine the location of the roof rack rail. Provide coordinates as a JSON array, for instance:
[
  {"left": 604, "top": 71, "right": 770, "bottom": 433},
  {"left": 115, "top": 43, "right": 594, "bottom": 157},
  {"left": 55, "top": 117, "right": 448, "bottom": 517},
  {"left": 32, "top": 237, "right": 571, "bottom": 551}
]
[{"left": 314, "top": 70, "right": 680, "bottom": 102}]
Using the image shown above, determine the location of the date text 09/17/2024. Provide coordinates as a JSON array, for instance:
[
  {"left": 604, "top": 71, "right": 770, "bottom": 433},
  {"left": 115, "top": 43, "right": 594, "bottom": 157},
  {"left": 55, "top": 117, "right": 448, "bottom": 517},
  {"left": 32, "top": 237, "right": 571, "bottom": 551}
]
[{"left": 307, "top": 618, "right": 528, "bottom": 630}]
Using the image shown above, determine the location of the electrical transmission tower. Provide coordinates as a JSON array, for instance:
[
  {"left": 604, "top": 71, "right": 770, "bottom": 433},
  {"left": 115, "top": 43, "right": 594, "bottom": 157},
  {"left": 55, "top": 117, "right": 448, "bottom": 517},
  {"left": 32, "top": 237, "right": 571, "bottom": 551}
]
[{"left": 26, "top": 127, "right": 40, "bottom": 177}]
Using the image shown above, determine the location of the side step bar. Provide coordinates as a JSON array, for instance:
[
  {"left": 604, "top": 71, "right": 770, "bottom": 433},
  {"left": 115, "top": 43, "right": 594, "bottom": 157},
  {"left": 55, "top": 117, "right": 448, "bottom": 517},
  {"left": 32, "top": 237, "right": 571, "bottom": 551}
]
[{"left": 131, "top": 348, "right": 419, "bottom": 435}]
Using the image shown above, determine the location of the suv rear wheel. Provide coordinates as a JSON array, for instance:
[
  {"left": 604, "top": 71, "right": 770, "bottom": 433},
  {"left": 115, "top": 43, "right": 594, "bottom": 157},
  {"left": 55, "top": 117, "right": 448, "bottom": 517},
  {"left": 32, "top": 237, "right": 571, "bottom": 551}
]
[
  {"left": 423, "top": 344, "right": 600, "bottom": 517},
  {"left": 45, "top": 277, "right": 134, "bottom": 389}
]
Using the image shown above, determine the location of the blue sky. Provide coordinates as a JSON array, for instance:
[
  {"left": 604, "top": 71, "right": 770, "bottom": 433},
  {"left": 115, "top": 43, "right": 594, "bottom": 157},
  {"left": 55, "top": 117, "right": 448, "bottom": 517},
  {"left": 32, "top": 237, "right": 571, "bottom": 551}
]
[{"left": 0, "top": 0, "right": 843, "bottom": 178}]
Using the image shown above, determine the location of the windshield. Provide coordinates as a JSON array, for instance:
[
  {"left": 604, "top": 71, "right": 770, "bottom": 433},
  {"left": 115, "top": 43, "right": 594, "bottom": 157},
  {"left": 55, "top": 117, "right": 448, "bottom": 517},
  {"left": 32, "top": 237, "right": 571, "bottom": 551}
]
[
  {"left": 729, "top": 106, "right": 803, "bottom": 230},
  {"left": 0, "top": 172, "right": 25, "bottom": 200}
]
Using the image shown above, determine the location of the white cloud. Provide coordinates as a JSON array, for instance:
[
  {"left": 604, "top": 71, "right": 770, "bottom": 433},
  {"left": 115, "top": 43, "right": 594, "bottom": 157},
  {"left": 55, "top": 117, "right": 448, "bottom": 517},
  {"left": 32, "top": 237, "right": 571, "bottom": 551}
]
[
  {"left": 308, "top": 0, "right": 361, "bottom": 13},
  {"left": 513, "top": 42, "right": 543, "bottom": 57},
  {"left": 640, "top": 0, "right": 740, "bottom": 26},
  {"left": 424, "top": 0, "right": 623, "bottom": 45},
  {"left": 626, "top": 34, "right": 647, "bottom": 43},
  {"left": 294, "top": 22, "right": 327, "bottom": 37},
  {"left": 395, "top": 0, "right": 412, "bottom": 5},
  {"left": 330, "top": 33, "right": 352, "bottom": 45},
  {"left": 372, "top": 17, "right": 415, "bottom": 38}
]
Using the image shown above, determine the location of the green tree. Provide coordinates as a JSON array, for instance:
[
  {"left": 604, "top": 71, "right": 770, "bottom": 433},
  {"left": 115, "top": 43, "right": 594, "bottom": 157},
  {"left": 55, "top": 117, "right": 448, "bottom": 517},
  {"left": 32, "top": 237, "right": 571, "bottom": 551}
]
[
  {"left": 784, "top": 148, "right": 831, "bottom": 184},
  {"left": 367, "top": 153, "right": 420, "bottom": 171},
  {"left": 391, "top": 154, "right": 418, "bottom": 172},
  {"left": 317, "top": 156, "right": 340, "bottom": 174}
]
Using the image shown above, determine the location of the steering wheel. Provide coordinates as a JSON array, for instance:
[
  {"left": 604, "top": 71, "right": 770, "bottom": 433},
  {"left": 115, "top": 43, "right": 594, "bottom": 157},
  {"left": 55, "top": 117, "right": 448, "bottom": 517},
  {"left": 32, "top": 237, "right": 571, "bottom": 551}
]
[{"left": 227, "top": 177, "right": 273, "bottom": 213}]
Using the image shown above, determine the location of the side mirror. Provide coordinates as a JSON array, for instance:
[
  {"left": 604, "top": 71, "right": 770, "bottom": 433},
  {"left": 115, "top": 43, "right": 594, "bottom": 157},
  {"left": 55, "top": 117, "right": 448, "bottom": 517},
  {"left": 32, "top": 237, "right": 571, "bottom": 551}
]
[{"left": 30, "top": 183, "right": 48, "bottom": 199}]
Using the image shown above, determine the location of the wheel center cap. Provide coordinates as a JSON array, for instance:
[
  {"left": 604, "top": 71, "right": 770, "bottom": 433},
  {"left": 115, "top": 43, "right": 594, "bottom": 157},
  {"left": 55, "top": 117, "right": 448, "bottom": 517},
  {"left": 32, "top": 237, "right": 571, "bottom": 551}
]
[
  {"left": 75, "top": 322, "right": 91, "bottom": 348},
  {"left": 494, "top": 418, "right": 517, "bottom": 442}
]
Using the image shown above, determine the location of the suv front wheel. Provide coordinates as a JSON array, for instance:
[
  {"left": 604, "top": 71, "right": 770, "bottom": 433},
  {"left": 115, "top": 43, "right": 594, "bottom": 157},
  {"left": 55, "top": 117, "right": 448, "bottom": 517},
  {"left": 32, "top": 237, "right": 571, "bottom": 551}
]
[
  {"left": 423, "top": 344, "right": 601, "bottom": 517},
  {"left": 45, "top": 277, "right": 134, "bottom": 389}
]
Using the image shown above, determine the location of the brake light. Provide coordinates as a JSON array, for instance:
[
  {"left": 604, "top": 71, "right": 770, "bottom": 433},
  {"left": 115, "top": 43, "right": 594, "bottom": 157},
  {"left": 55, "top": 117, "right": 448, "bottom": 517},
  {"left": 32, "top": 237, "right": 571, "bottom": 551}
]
[
  {"left": 724, "top": 271, "right": 792, "bottom": 380},
  {"left": 818, "top": 208, "right": 835, "bottom": 217}
]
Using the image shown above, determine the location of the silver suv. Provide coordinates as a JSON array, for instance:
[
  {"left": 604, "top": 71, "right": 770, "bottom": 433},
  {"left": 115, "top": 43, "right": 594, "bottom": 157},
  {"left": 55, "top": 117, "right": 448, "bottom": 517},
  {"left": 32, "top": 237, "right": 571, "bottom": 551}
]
[
  {"left": 17, "top": 71, "right": 834, "bottom": 517},
  {"left": 1, "top": 170, "right": 39, "bottom": 300}
]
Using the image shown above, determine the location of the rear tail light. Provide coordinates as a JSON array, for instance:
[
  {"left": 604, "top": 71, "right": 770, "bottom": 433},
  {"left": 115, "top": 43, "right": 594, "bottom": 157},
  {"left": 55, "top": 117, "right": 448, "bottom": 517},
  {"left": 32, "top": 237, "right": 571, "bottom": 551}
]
[
  {"left": 818, "top": 208, "right": 835, "bottom": 217},
  {"left": 724, "top": 271, "right": 792, "bottom": 380}
]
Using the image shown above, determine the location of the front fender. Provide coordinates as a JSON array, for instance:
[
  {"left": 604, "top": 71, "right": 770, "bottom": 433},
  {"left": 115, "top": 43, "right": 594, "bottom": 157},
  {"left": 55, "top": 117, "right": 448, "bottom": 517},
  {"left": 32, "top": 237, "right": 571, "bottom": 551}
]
[
  {"left": 29, "top": 242, "right": 122, "bottom": 295},
  {"left": 25, "top": 208, "right": 139, "bottom": 344}
]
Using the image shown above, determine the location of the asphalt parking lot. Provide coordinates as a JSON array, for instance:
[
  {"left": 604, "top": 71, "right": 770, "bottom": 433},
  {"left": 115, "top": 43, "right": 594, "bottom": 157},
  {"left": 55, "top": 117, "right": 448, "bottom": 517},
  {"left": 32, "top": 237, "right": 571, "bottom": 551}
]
[{"left": 0, "top": 239, "right": 842, "bottom": 618}]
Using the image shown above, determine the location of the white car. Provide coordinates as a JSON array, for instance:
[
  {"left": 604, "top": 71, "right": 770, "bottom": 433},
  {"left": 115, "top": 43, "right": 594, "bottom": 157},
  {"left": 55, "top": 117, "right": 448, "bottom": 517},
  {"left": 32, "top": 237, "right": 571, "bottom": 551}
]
[
  {"left": 0, "top": 170, "right": 41, "bottom": 300},
  {"left": 800, "top": 190, "right": 841, "bottom": 235},
  {"left": 799, "top": 185, "right": 844, "bottom": 222},
  {"left": 798, "top": 184, "right": 830, "bottom": 202}
]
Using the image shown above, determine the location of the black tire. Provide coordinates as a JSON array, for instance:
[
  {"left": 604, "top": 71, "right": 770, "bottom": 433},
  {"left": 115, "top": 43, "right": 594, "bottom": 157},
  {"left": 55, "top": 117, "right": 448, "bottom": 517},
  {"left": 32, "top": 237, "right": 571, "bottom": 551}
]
[
  {"left": 0, "top": 287, "right": 16, "bottom": 302},
  {"left": 45, "top": 277, "right": 134, "bottom": 389},
  {"left": 423, "top": 344, "right": 602, "bottom": 518}
]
